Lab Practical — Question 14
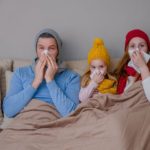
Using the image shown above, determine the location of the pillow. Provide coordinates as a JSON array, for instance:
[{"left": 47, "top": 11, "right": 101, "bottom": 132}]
[
  {"left": 64, "top": 60, "right": 88, "bottom": 76},
  {"left": 1, "top": 58, "right": 32, "bottom": 128},
  {"left": 0, "top": 70, "right": 13, "bottom": 129},
  {"left": 13, "top": 59, "right": 32, "bottom": 71},
  {"left": 0, "top": 66, "right": 3, "bottom": 125},
  {"left": 5, "top": 70, "right": 13, "bottom": 91},
  {"left": 0, "top": 58, "right": 12, "bottom": 99},
  {"left": 64, "top": 58, "right": 120, "bottom": 75},
  {"left": 109, "top": 58, "right": 120, "bottom": 72}
]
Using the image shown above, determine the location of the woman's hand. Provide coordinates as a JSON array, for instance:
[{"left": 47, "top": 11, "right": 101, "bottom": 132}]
[
  {"left": 32, "top": 55, "right": 47, "bottom": 89},
  {"left": 92, "top": 73, "right": 104, "bottom": 84},
  {"left": 131, "top": 51, "right": 147, "bottom": 69},
  {"left": 45, "top": 55, "right": 58, "bottom": 83},
  {"left": 131, "top": 50, "right": 150, "bottom": 80}
]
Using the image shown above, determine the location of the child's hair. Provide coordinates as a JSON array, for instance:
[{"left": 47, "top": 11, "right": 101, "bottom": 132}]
[
  {"left": 113, "top": 48, "right": 130, "bottom": 79},
  {"left": 114, "top": 28, "right": 150, "bottom": 79},
  {"left": 81, "top": 69, "right": 91, "bottom": 88}
]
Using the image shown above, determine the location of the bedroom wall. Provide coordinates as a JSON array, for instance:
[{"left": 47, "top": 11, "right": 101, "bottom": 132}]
[{"left": 0, "top": 0, "right": 150, "bottom": 60}]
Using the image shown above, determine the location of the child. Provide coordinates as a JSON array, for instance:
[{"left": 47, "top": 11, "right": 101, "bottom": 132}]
[
  {"left": 79, "top": 38, "right": 117, "bottom": 102},
  {"left": 114, "top": 29, "right": 150, "bottom": 98}
]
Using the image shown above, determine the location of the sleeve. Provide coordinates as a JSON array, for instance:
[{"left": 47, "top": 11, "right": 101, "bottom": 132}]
[
  {"left": 79, "top": 80, "right": 98, "bottom": 102},
  {"left": 46, "top": 73, "right": 80, "bottom": 117},
  {"left": 142, "top": 76, "right": 150, "bottom": 102},
  {"left": 3, "top": 68, "right": 36, "bottom": 118}
]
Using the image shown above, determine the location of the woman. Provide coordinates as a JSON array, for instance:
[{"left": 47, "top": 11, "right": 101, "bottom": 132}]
[
  {"left": 114, "top": 29, "right": 150, "bottom": 101},
  {"left": 3, "top": 28, "right": 80, "bottom": 117}
]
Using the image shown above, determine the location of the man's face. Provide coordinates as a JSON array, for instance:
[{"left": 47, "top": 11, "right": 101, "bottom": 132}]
[{"left": 36, "top": 37, "right": 58, "bottom": 60}]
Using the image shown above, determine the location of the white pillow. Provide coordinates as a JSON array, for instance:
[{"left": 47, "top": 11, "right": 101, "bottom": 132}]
[
  {"left": 64, "top": 60, "right": 88, "bottom": 75},
  {"left": 5, "top": 70, "right": 13, "bottom": 91},
  {"left": 0, "top": 70, "right": 13, "bottom": 129},
  {"left": 13, "top": 59, "right": 32, "bottom": 71},
  {"left": 0, "top": 58, "right": 12, "bottom": 100}
]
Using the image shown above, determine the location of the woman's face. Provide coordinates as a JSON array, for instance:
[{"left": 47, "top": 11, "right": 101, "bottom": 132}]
[
  {"left": 128, "top": 37, "right": 148, "bottom": 53},
  {"left": 90, "top": 59, "right": 107, "bottom": 76},
  {"left": 36, "top": 37, "right": 58, "bottom": 60}
]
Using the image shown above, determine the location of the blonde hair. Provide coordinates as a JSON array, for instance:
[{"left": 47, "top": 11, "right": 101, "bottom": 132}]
[{"left": 80, "top": 69, "right": 91, "bottom": 88}]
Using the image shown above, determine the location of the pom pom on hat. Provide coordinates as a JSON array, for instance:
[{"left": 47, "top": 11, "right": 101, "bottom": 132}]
[
  {"left": 93, "top": 38, "right": 104, "bottom": 48},
  {"left": 88, "top": 38, "right": 110, "bottom": 66}
]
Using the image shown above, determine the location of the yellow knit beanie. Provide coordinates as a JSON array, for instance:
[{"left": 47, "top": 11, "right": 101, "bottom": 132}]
[{"left": 88, "top": 38, "right": 110, "bottom": 66}]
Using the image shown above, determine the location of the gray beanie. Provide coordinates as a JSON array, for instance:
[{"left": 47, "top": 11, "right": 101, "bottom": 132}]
[
  {"left": 33, "top": 28, "right": 64, "bottom": 67},
  {"left": 35, "top": 28, "right": 62, "bottom": 51}
]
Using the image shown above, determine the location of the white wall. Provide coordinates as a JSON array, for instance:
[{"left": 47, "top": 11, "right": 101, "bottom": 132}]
[{"left": 0, "top": 0, "right": 150, "bottom": 60}]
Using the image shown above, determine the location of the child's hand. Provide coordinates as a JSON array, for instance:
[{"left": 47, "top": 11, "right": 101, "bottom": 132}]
[
  {"left": 93, "top": 89, "right": 99, "bottom": 95},
  {"left": 131, "top": 50, "right": 147, "bottom": 69},
  {"left": 92, "top": 72, "right": 104, "bottom": 84}
]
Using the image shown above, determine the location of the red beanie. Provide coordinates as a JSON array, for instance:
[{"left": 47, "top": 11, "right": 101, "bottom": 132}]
[{"left": 125, "top": 29, "right": 150, "bottom": 50}]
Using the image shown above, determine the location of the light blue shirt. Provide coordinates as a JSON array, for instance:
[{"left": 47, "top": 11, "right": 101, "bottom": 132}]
[{"left": 3, "top": 65, "right": 80, "bottom": 118}]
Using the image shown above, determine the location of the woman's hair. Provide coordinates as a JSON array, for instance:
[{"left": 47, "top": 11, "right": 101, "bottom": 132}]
[
  {"left": 113, "top": 48, "right": 130, "bottom": 79},
  {"left": 80, "top": 69, "right": 91, "bottom": 88}
]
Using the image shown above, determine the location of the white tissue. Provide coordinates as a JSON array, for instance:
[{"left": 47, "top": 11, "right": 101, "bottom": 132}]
[
  {"left": 128, "top": 48, "right": 150, "bottom": 73},
  {"left": 42, "top": 49, "right": 49, "bottom": 55},
  {"left": 128, "top": 48, "right": 139, "bottom": 58},
  {"left": 142, "top": 51, "right": 150, "bottom": 63},
  {"left": 90, "top": 69, "right": 103, "bottom": 79},
  {"left": 128, "top": 61, "right": 141, "bottom": 73}
]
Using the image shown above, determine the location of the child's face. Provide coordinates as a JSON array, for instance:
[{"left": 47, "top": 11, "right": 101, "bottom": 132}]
[
  {"left": 90, "top": 59, "right": 107, "bottom": 76},
  {"left": 128, "top": 37, "right": 148, "bottom": 55}
]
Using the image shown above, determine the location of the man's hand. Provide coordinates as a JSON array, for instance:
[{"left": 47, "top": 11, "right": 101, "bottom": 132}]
[
  {"left": 32, "top": 55, "right": 47, "bottom": 88},
  {"left": 45, "top": 55, "right": 58, "bottom": 83}
]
